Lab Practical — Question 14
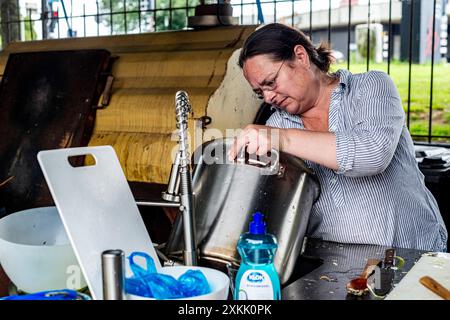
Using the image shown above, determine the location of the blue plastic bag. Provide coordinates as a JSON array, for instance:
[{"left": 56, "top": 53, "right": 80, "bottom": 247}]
[
  {"left": 1, "top": 289, "right": 91, "bottom": 300},
  {"left": 125, "top": 252, "right": 211, "bottom": 299}
]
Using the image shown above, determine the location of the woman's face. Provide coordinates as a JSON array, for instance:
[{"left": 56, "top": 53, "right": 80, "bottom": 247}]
[{"left": 242, "top": 50, "right": 319, "bottom": 115}]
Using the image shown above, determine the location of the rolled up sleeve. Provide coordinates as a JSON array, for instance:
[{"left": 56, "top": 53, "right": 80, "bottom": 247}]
[{"left": 335, "top": 71, "right": 405, "bottom": 177}]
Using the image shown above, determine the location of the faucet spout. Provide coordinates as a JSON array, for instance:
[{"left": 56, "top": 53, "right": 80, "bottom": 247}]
[{"left": 163, "top": 91, "right": 197, "bottom": 266}]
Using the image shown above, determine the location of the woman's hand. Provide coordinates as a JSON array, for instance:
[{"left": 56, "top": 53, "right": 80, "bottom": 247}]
[
  {"left": 228, "top": 125, "right": 339, "bottom": 171},
  {"left": 227, "top": 125, "right": 283, "bottom": 161}
]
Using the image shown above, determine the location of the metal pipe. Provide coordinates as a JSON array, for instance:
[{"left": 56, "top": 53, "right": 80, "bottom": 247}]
[
  {"left": 169, "top": 0, "right": 173, "bottom": 30},
  {"left": 407, "top": 0, "right": 414, "bottom": 129},
  {"left": 109, "top": 0, "right": 113, "bottom": 35},
  {"left": 366, "top": 0, "right": 371, "bottom": 72},
  {"left": 136, "top": 200, "right": 180, "bottom": 208},
  {"left": 179, "top": 165, "right": 196, "bottom": 266},
  {"left": 96, "top": 0, "right": 100, "bottom": 36},
  {"left": 291, "top": 0, "right": 294, "bottom": 26},
  {"left": 57, "top": 7, "right": 60, "bottom": 38},
  {"left": 241, "top": 0, "right": 244, "bottom": 25},
  {"left": 428, "top": 0, "right": 437, "bottom": 143},
  {"left": 328, "top": 0, "right": 331, "bottom": 45},
  {"left": 101, "top": 249, "right": 125, "bottom": 300},
  {"left": 124, "top": 0, "right": 127, "bottom": 34},
  {"left": 272, "top": 1, "right": 277, "bottom": 24},
  {"left": 83, "top": 4, "right": 86, "bottom": 37},
  {"left": 162, "top": 152, "right": 181, "bottom": 203},
  {"left": 387, "top": 0, "right": 392, "bottom": 75},
  {"left": 138, "top": 0, "right": 142, "bottom": 33},
  {"left": 347, "top": 1, "right": 351, "bottom": 70},
  {"left": 174, "top": 91, "right": 197, "bottom": 266},
  {"left": 309, "top": 0, "right": 312, "bottom": 40},
  {"left": 41, "top": 0, "right": 48, "bottom": 39},
  {"left": 153, "top": 0, "right": 157, "bottom": 31}
]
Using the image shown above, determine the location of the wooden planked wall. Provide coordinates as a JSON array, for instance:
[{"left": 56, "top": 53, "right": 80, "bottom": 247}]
[{"left": 0, "top": 26, "right": 260, "bottom": 184}]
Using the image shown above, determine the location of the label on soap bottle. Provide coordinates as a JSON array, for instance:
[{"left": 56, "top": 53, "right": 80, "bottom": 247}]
[{"left": 237, "top": 270, "right": 274, "bottom": 300}]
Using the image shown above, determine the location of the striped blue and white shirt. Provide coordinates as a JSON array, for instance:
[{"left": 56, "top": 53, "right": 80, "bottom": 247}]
[{"left": 266, "top": 69, "right": 448, "bottom": 252}]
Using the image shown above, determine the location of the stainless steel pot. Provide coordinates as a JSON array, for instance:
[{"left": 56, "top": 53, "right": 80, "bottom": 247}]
[{"left": 164, "top": 138, "right": 320, "bottom": 285}]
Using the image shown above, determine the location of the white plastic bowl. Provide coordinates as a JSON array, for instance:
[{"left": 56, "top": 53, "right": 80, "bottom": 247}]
[
  {"left": 127, "top": 265, "right": 230, "bottom": 300},
  {"left": 0, "top": 206, "right": 86, "bottom": 293}
]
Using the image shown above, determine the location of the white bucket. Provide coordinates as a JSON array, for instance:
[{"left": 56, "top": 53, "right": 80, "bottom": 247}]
[{"left": 0, "top": 207, "right": 86, "bottom": 293}]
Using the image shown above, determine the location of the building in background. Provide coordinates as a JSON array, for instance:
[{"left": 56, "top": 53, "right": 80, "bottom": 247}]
[
  {"left": 4, "top": 0, "right": 450, "bottom": 63},
  {"left": 400, "top": 0, "right": 446, "bottom": 63},
  {"left": 237, "top": 0, "right": 450, "bottom": 63}
]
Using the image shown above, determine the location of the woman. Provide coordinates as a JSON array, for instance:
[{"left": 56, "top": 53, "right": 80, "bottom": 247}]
[{"left": 228, "top": 23, "right": 447, "bottom": 252}]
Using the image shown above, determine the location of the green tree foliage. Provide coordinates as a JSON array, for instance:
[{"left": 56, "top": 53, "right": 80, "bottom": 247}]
[
  {"left": 99, "top": 0, "right": 140, "bottom": 34},
  {"left": 99, "top": 0, "right": 192, "bottom": 33},
  {"left": 155, "top": 0, "right": 190, "bottom": 31}
]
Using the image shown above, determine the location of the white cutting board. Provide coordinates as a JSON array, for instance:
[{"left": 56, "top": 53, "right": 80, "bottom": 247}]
[
  {"left": 38, "top": 146, "right": 161, "bottom": 300},
  {"left": 386, "top": 252, "right": 450, "bottom": 300}
]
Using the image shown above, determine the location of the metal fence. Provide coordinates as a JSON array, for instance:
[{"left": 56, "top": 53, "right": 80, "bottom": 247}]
[{"left": 1, "top": 0, "right": 449, "bottom": 143}]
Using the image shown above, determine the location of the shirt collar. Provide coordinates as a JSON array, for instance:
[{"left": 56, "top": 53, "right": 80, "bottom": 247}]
[
  {"left": 335, "top": 69, "right": 351, "bottom": 91},
  {"left": 272, "top": 106, "right": 301, "bottom": 123}
]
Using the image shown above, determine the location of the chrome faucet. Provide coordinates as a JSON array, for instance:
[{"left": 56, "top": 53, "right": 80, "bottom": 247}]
[
  {"left": 171, "top": 91, "right": 197, "bottom": 266},
  {"left": 137, "top": 91, "right": 197, "bottom": 266}
]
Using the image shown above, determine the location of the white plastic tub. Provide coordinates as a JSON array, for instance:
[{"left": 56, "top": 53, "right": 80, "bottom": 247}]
[{"left": 0, "top": 207, "right": 86, "bottom": 293}]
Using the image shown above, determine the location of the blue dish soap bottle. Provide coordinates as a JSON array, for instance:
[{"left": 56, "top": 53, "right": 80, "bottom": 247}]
[{"left": 234, "top": 212, "right": 281, "bottom": 300}]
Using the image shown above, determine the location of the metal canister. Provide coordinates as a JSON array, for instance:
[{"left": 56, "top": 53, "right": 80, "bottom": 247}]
[{"left": 101, "top": 249, "right": 125, "bottom": 300}]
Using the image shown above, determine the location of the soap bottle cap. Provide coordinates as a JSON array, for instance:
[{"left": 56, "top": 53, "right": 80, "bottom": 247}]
[{"left": 249, "top": 212, "right": 266, "bottom": 235}]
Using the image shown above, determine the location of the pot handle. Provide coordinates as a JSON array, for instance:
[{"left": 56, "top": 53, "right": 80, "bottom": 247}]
[{"left": 236, "top": 146, "right": 280, "bottom": 175}]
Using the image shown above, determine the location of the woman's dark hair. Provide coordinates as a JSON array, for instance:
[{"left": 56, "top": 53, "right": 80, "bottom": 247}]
[{"left": 238, "top": 23, "right": 334, "bottom": 73}]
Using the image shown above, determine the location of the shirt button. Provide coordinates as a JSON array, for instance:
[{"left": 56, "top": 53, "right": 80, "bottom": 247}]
[{"left": 331, "top": 178, "right": 337, "bottom": 183}]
